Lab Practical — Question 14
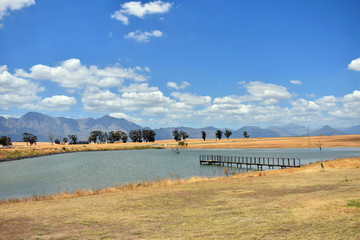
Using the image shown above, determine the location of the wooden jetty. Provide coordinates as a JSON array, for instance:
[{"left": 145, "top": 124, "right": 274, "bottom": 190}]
[{"left": 199, "top": 155, "right": 301, "bottom": 170}]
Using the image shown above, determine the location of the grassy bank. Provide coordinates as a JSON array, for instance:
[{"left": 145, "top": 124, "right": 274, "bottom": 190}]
[
  {"left": 1, "top": 157, "right": 359, "bottom": 239},
  {"left": 1, "top": 134, "right": 360, "bottom": 162},
  {"left": 0, "top": 143, "right": 155, "bottom": 162}
]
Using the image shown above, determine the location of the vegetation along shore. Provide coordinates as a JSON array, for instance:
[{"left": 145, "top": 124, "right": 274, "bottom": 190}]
[{"left": 0, "top": 135, "right": 359, "bottom": 162}]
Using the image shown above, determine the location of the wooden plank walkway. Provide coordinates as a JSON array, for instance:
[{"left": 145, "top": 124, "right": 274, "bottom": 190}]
[{"left": 199, "top": 155, "right": 301, "bottom": 170}]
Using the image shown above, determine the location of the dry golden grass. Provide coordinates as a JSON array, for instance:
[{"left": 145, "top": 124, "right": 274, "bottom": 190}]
[
  {"left": 0, "top": 157, "right": 359, "bottom": 239},
  {"left": 1, "top": 135, "right": 360, "bottom": 162}
]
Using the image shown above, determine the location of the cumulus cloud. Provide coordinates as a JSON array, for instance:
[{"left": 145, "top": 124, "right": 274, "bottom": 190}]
[
  {"left": 15, "top": 58, "right": 149, "bottom": 89},
  {"left": 246, "top": 81, "right": 292, "bottom": 100},
  {"left": 82, "top": 83, "right": 193, "bottom": 117},
  {"left": 348, "top": 58, "right": 360, "bottom": 71},
  {"left": 111, "top": 0, "right": 173, "bottom": 25},
  {"left": 167, "top": 81, "right": 190, "bottom": 90},
  {"left": 0, "top": 65, "right": 76, "bottom": 111},
  {"left": 4, "top": 58, "right": 360, "bottom": 127},
  {"left": 125, "top": 30, "right": 163, "bottom": 42},
  {"left": 315, "top": 95, "right": 338, "bottom": 108},
  {"left": 23, "top": 95, "right": 77, "bottom": 111},
  {"left": 0, "top": 65, "right": 43, "bottom": 109},
  {"left": 171, "top": 92, "right": 211, "bottom": 106},
  {"left": 332, "top": 90, "right": 360, "bottom": 119},
  {"left": 0, "top": 0, "right": 35, "bottom": 24}
]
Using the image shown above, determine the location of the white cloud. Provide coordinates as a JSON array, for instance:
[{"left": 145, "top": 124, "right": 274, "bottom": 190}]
[
  {"left": 348, "top": 58, "right": 360, "bottom": 71},
  {"left": 23, "top": 95, "right": 77, "bottom": 111},
  {"left": 246, "top": 81, "right": 292, "bottom": 99},
  {"left": 290, "top": 80, "right": 302, "bottom": 85},
  {"left": 0, "top": 65, "right": 43, "bottom": 109},
  {"left": 82, "top": 83, "right": 193, "bottom": 116},
  {"left": 333, "top": 90, "right": 360, "bottom": 119},
  {"left": 4, "top": 58, "right": 360, "bottom": 127},
  {"left": 0, "top": 0, "right": 35, "bottom": 21},
  {"left": 245, "top": 81, "right": 292, "bottom": 104},
  {"left": 315, "top": 95, "right": 338, "bottom": 108},
  {"left": 167, "top": 81, "right": 190, "bottom": 90},
  {"left": 111, "top": 0, "right": 173, "bottom": 25},
  {"left": 125, "top": 30, "right": 163, "bottom": 42},
  {"left": 109, "top": 112, "right": 143, "bottom": 124},
  {"left": 15, "top": 58, "right": 149, "bottom": 89},
  {"left": 171, "top": 92, "right": 211, "bottom": 106},
  {"left": 121, "top": 83, "right": 158, "bottom": 93},
  {"left": 81, "top": 81, "right": 195, "bottom": 123}
]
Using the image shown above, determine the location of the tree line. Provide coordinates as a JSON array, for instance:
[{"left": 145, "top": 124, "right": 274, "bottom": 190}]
[
  {"left": 0, "top": 129, "right": 250, "bottom": 146},
  {"left": 172, "top": 129, "right": 250, "bottom": 141}
]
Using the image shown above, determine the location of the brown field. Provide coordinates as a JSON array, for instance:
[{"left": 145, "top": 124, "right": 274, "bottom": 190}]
[
  {"left": 1, "top": 135, "right": 360, "bottom": 162},
  {"left": 1, "top": 135, "right": 359, "bottom": 239},
  {"left": 0, "top": 157, "right": 359, "bottom": 239}
]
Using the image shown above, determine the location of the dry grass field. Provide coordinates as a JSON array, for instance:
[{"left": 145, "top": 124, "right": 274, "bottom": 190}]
[
  {"left": 1, "top": 135, "right": 360, "bottom": 161},
  {"left": 0, "top": 157, "right": 359, "bottom": 239},
  {"left": 0, "top": 135, "right": 359, "bottom": 239}
]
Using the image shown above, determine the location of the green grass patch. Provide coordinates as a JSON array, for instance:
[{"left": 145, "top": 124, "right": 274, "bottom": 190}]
[{"left": 347, "top": 199, "right": 360, "bottom": 208}]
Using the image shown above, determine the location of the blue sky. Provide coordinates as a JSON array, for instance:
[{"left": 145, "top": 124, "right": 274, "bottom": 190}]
[{"left": 0, "top": 0, "right": 359, "bottom": 129}]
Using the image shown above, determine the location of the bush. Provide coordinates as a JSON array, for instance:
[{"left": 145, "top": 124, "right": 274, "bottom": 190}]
[
  {"left": 178, "top": 141, "right": 187, "bottom": 147},
  {"left": 0, "top": 136, "right": 12, "bottom": 146},
  {"left": 54, "top": 139, "right": 61, "bottom": 144}
]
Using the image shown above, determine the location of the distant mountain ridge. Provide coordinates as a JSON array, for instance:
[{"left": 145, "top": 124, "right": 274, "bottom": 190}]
[
  {"left": 0, "top": 112, "right": 358, "bottom": 142},
  {"left": 0, "top": 112, "right": 142, "bottom": 141}
]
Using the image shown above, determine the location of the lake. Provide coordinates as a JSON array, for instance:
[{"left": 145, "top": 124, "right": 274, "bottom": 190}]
[{"left": 0, "top": 147, "right": 359, "bottom": 200}]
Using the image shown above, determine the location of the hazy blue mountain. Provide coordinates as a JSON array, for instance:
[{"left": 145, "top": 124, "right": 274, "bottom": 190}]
[
  {"left": 269, "top": 124, "right": 308, "bottom": 137},
  {"left": 344, "top": 125, "right": 360, "bottom": 135},
  {"left": 310, "top": 125, "right": 346, "bottom": 136},
  {"left": 0, "top": 112, "right": 142, "bottom": 141},
  {"left": 154, "top": 126, "right": 218, "bottom": 140},
  {"left": 232, "top": 126, "right": 280, "bottom": 138},
  {"left": 0, "top": 112, "right": 358, "bottom": 142}
]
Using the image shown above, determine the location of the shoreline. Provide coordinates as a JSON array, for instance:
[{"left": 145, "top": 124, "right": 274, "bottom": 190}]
[
  {"left": 1, "top": 156, "right": 359, "bottom": 204},
  {"left": 1, "top": 134, "right": 359, "bottom": 162},
  {"left": 1, "top": 157, "right": 359, "bottom": 239},
  {"left": 1, "top": 144, "right": 359, "bottom": 163}
]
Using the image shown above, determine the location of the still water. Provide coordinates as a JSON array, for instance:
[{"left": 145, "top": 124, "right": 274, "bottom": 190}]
[{"left": 0, "top": 147, "right": 359, "bottom": 200}]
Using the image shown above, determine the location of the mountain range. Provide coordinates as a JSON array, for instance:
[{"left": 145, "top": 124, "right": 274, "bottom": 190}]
[{"left": 0, "top": 112, "right": 359, "bottom": 142}]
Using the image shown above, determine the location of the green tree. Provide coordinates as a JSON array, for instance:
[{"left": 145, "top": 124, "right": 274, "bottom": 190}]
[
  {"left": 108, "top": 131, "right": 118, "bottom": 143},
  {"left": 224, "top": 129, "right": 232, "bottom": 140},
  {"left": 215, "top": 130, "right": 223, "bottom": 140},
  {"left": 243, "top": 131, "right": 250, "bottom": 138},
  {"left": 22, "top": 133, "right": 37, "bottom": 146},
  {"left": 142, "top": 129, "right": 156, "bottom": 142},
  {"left": 129, "top": 129, "right": 142, "bottom": 142},
  {"left": 99, "top": 132, "right": 107, "bottom": 143},
  {"left": 0, "top": 136, "right": 11, "bottom": 146},
  {"left": 180, "top": 131, "right": 189, "bottom": 141},
  {"left": 54, "top": 138, "right": 61, "bottom": 144},
  {"left": 68, "top": 135, "right": 77, "bottom": 144},
  {"left": 89, "top": 131, "right": 103, "bottom": 143},
  {"left": 172, "top": 129, "right": 182, "bottom": 142},
  {"left": 120, "top": 131, "right": 128, "bottom": 143},
  {"left": 63, "top": 137, "right": 68, "bottom": 144},
  {"left": 201, "top": 131, "right": 207, "bottom": 141}
]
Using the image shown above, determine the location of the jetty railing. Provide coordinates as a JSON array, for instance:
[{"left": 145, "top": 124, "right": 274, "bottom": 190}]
[{"left": 199, "top": 155, "right": 301, "bottom": 170}]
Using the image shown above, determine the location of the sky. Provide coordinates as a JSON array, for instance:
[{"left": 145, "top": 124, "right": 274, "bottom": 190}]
[{"left": 0, "top": 0, "right": 359, "bottom": 129}]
